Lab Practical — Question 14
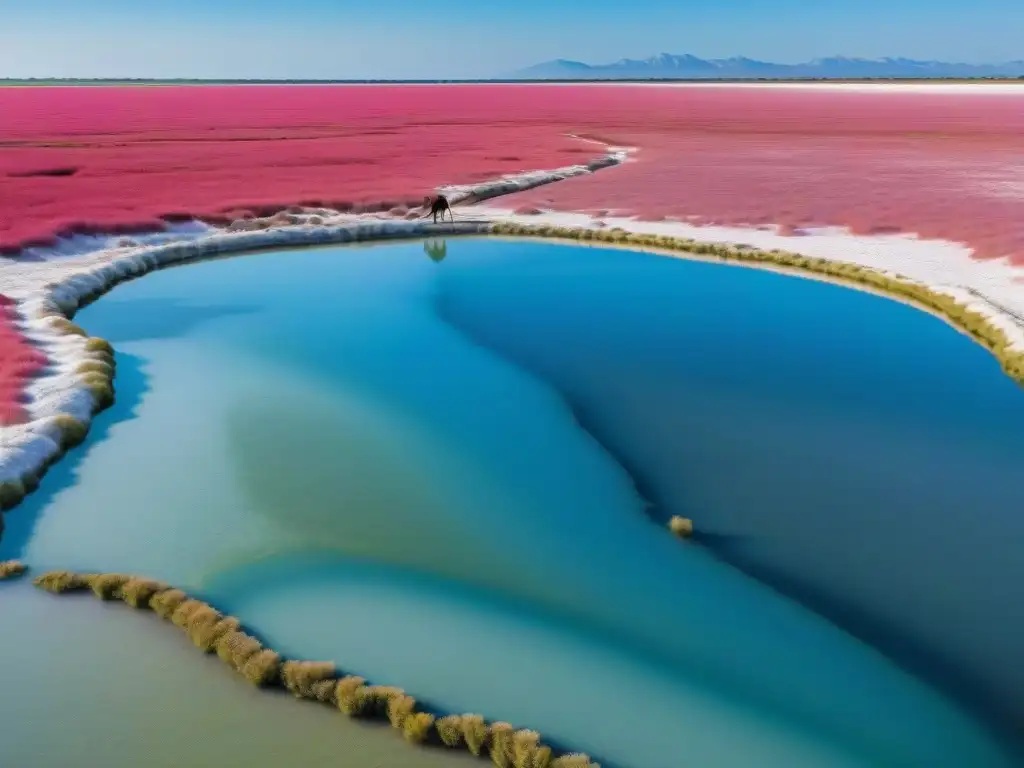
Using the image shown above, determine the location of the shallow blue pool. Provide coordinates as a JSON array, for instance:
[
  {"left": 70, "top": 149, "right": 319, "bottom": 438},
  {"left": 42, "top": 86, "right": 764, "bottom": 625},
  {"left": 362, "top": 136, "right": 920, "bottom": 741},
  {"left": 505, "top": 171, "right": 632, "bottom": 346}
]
[{"left": 4, "top": 236, "right": 1022, "bottom": 768}]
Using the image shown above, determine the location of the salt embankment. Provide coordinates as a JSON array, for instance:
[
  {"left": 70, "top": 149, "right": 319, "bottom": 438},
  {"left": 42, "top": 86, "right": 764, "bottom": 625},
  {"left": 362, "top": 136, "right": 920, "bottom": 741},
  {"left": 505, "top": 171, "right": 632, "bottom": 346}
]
[
  {"left": 2, "top": 139, "right": 1023, "bottom": 519},
  {"left": 0, "top": 152, "right": 626, "bottom": 501}
]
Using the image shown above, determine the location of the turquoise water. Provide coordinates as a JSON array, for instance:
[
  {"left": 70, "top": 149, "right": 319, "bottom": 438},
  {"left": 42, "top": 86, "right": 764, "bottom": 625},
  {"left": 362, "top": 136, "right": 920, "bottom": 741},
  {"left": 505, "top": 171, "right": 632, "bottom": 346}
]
[
  {"left": 2, "top": 237, "right": 1019, "bottom": 767},
  {"left": 0, "top": 579, "right": 477, "bottom": 768},
  {"left": 430, "top": 239, "right": 1024, "bottom": 743}
]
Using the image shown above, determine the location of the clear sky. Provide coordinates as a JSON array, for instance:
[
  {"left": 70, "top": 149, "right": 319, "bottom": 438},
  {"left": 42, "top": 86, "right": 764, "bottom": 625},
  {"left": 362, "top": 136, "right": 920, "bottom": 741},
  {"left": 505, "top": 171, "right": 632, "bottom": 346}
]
[{"left": 3, "top": 0, "right": 1022, "bottom": 80}]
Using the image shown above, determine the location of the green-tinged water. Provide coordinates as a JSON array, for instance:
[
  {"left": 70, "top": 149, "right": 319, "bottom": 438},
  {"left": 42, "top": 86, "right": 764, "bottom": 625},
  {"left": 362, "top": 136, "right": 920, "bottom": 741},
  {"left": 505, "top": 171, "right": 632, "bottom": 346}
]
[
  {"left": 1, "top": 237, "right": 1018, "bottom": 768},
  {"left": 0, "top": 579, "right": 477, "bottom": 768}
]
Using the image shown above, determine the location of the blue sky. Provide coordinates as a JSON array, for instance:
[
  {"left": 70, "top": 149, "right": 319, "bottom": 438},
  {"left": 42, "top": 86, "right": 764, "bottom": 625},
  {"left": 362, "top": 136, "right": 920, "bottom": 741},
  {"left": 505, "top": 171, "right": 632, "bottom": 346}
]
[{"left": 2, "top": 0, "right": 1022, "bottom": 79}]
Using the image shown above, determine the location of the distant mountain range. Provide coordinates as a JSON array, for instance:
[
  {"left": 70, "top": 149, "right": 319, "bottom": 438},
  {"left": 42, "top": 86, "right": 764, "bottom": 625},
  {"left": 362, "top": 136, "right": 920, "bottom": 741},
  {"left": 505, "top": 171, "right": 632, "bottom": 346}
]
[{"left": 508, "top": 53, "right": 1024, "bottom": 80}]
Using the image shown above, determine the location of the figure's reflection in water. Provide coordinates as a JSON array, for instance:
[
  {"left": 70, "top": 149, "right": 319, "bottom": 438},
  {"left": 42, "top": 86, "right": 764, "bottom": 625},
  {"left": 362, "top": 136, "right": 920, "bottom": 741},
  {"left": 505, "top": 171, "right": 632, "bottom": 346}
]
[{"left": 424, "top": 239, "right": 447, "bottom": 263}]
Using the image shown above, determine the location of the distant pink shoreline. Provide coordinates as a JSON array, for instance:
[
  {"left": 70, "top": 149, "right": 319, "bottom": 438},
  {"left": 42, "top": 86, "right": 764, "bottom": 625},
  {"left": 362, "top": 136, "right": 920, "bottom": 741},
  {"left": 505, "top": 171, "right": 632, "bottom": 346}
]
[{"left": 3, "top": 83, "right": 1021, "bottom": 263}]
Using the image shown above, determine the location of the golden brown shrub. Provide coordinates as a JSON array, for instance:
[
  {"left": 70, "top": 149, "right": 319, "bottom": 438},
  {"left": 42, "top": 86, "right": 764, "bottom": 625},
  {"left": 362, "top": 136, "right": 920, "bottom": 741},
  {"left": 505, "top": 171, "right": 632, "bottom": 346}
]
[
  {"left": 190, "top": 613, "right": 242, "bottom": 653},
  {"left": 462, "top": 713, "right": 490, "bottom": 756},
  {"left": 149, "top": 588, "right": 188, "bottom": 619},
  {"left": 403, "top": 712, "right": 436, "bottom": 744},
  {"left": 387, "top": 693, "right": 416, "bottom": 729},
  {"left": 119, "top": 578, "right": 168, "bottom": 608},
  {"left": 282, "top": 660, "right": 337, "bottom": 700},
  {"left": 550, "top": 754, "right": 597, "bottom": 768},
  {"left": 358, "top": 685, "right": 404, "bottom": 719},
  {"left": 307, "top": 678, "right": 338, "bottom": 703},
  {"left": 240, "top": 649, "right": 282, "bottom": 686},
  {"left": 514, "top": 730, "right": 547, "bottom": 768},
  {"left": 33, "top": 570, "right": 90, "bottom": 593},
  {"left": 436, "top": 714, "right": 466, "bottom": 748},
  {"left": 75, "top": 360, "right": 113, "bottom": 378},
  {"left": 85, "top": 573, "right": 131, "bottom": 600},
  {"left": 170, "top": 598, "right": 207, "bottom": 629},
  {"left": 48, "top": 414, "right": 89, "bottom": 450},
  {"left": 335, "top": 675, "right": 368, "bottom": 716},
  {"left": 80, "top": 372, "right": 115, "bottom": 409},
  {"left": 490, "top": 722, "right": 515, "bottom": 768},
  {"left": 0, "top": 560, "right": 27, "bottom": 580},
  {"left": 532, "top": 746, "right": 554, "bottom": 768},
  {"left": 669, "top": 515, "right": 694, "bottom": 538},
  {"left": 215, "top": 630, "right": 262, "bottom": 670},
  {"left": 48, "top": 317, "right": 87, "bottom": 337},
  {"left": 84, "top": 337, "right": 115, "bottom": 357}
]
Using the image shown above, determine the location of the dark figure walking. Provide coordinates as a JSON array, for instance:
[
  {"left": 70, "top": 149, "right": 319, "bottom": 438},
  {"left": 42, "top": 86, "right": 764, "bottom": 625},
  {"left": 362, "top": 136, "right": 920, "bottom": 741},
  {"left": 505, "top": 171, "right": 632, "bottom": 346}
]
[{"left": 424, "top": 194, "right": 453, "bottom": 223}]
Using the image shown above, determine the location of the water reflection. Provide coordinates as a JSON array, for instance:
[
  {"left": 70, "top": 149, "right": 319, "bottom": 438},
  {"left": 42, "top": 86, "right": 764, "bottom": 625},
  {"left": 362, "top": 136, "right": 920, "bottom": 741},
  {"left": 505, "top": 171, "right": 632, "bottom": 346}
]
[{"left": 424, "top": 239, "right": 447, "bottom": 263}]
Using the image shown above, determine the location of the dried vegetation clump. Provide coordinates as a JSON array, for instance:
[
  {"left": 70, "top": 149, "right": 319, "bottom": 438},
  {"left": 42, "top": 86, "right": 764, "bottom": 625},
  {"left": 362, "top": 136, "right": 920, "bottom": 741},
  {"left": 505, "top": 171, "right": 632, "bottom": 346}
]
[
  {"left": 0, "top": 560, "right": 27, "bottom": 580},
  {"left": 669, "top": 515, "right": 694, "bottom": 539}
]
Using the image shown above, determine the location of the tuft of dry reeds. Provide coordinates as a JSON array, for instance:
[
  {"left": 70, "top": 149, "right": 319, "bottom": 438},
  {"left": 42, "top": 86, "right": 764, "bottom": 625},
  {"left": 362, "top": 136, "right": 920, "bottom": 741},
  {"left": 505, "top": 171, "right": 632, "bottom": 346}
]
[
  {"left": 187, "top": 607, "right": 241, "bottom": 653},
  {"left": 387, "top": 692, "right": 417, "bottom": 728},
  {"left": 150, "top": 588, "right": 188, "bottom": 619},
  {"left": 83, "top": 337, "right": 115, "bottom": 357},
  {"left": 404, "top": 711, "right": 437, "bottom": 744},
  {"left": 0, "top": 560, "right": 27, "bottom": 580},
  {"left": 282, "top": 660, "right": 337, "bottom": 701},
  {"left": 33, "top": 569, "right": 90, "bottom": 593},
  {"left": 436, "top": 714, "right": 467, "bottom": 748},
  {"left": 84, "top": 572, "right": 131, "bottom": 600},
  {"left": 75, "top": 360, "right": 113, "bottom": 378},
  {"left": 552, "top": 754, "right": 599, "bottom": 768},
  {"left": 669, "top": 516, "right": 694, "bottom": 539},
  {"left": 514, "top": 729, "right": 552, "bottom": 768},
  {"left": 79, "top": 371, "right": 115, "bottom": 410},
  {"left": 0, "top": 480, "right": 26, "bottom": 511},
  {"left": 462, "top": 713, "right": 491, "bottom": 756},
  {"left": 335, "top": 675, "right": 368, "bottom": 715},
  {"left": 240, "top": 649, "right": 282, "bottom": 687},
  {"left": 120, "top": 577, "right": 168, "bottom": 608},
  {"left": 31, "top": 568, "right": 602, "bottom": 768},
  {"left": 490, "top": 722, "right": 515, "bottom": 768},
  {"left": 49, "top": 413, "right": 89, "bottom": 450},
  {"left": 47, "top": 317, "right": 88, "bottom": 338}
]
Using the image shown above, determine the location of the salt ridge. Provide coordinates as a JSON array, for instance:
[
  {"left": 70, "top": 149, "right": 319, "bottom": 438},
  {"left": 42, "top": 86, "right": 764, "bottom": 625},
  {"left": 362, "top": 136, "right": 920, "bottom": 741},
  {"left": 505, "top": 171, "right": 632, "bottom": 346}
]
[
  {"left": 0, "top": 150, "right": 627, "bottom": 488},
  {"left": 1, "top": 143, "right": 1022, "bottom": 500}
]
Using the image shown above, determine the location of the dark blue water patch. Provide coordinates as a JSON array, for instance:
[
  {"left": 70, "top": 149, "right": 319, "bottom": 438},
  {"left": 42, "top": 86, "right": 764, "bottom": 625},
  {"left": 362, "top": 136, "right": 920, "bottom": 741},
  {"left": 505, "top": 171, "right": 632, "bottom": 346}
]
[{"left": 431, "top": 237, "right": 1024, "bottom": 750}]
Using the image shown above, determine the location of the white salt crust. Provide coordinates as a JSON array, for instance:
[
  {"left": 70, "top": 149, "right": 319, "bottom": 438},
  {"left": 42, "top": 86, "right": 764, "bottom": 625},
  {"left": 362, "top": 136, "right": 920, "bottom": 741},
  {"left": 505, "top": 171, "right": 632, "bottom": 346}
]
[
  {"left": 1, "top": 145, "right": 1023, "bottom": 493},
  {"left": 0, "top": 152, "right": 628, "bottom": 486}
]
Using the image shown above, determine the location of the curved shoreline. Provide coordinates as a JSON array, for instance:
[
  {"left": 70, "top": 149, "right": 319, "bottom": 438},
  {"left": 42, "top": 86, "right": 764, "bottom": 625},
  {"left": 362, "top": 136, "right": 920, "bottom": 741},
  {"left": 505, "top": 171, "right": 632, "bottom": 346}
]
[
  {"left": 28, "top": 567, "right": 600, "bottom": 768},
  {"left": 0, "top": 144, "right": 634, "bottom": 499},
  {"left": 3, "top": 221, "right": 1023, "bottom": 767},
  {"left": 1, "top": 216, "right": 1022, "bottom": 518}
]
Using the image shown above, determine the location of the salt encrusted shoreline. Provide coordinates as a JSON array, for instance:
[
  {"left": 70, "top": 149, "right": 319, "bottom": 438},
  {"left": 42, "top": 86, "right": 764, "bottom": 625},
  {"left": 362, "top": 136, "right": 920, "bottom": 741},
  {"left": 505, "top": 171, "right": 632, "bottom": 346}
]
[
  {"left": 0, "top": 150, "right": 631, "bottom": 499},
  {"left": 1, "top": 144, "right": 1023, "bottom": 512}
]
